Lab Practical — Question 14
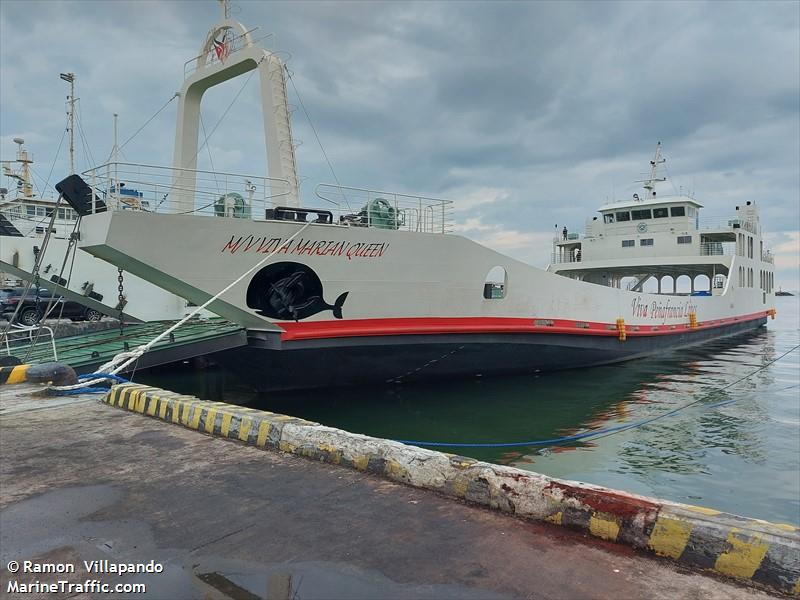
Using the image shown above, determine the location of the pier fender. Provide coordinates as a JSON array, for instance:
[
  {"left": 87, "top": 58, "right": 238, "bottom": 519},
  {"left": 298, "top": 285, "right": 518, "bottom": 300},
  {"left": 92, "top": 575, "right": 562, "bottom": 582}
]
[{"left": 25, "top": 362, "right": 79, "bottom": 386}]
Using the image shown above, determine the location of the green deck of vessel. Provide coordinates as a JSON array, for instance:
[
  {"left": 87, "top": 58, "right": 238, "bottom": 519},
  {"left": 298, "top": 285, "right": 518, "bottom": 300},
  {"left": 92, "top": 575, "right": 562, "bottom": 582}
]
[{"left": 17, "top": 319, "right": 244, "bottom": 370}]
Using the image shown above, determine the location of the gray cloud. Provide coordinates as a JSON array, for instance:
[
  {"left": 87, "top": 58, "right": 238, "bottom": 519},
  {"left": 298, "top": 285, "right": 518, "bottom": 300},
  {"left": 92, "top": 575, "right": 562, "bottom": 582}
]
[{"left": 2, "top": 0, "right": 798, "bottom": 285}]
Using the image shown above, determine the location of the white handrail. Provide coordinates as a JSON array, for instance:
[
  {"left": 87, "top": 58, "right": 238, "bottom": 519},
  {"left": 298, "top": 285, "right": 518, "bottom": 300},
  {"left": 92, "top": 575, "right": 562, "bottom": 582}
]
[
  {"left": 315, "top": 183, "right": 454, "bottom": 234},
  {"left": 3, "top": 323, "right": 57, "bottom": 361}
]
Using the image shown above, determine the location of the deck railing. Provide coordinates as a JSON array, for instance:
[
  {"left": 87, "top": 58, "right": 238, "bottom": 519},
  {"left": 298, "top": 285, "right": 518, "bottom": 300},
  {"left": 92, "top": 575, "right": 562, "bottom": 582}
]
[
  {"left": 79, "top": 164, "right": 454, "bottom": 234},
  {"left": 82, "top": 162, "right": 292, "bottom": 217},
  {"left": 699, "top": 242, "right": 734, "bottom": 256},
  {"left": 700, "top": 216, "right": 758, "bottom": 234},
  {"left": 551, "top": 251, "right": 582, "bottom": 264},
  {"left": 315, "top": 183, "right": 454, "bottom": 234}
]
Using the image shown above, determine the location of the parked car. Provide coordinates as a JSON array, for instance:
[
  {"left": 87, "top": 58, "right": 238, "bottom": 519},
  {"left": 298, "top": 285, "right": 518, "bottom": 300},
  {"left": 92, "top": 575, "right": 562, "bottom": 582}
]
[{"left": 0, "top": 287, "right": 104, "bottom": 325}]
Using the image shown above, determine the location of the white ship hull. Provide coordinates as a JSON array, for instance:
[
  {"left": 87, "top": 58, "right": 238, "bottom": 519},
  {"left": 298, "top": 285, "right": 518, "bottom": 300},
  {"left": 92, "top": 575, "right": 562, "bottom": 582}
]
[{"left": 77, "top": 209, "right": 773, "bottom": 389}]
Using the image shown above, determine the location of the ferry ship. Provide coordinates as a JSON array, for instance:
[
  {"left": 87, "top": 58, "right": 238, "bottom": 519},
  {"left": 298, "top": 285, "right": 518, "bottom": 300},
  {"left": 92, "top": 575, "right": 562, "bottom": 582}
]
[{"left": 54, "top": 5, "right": 775, "bottom": 390}]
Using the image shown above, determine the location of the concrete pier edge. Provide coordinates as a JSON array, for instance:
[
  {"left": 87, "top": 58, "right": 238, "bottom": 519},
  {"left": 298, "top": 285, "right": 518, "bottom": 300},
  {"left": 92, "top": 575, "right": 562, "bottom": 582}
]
[{"left": 104, "top": 383, "right": 800, "bottom": 595}]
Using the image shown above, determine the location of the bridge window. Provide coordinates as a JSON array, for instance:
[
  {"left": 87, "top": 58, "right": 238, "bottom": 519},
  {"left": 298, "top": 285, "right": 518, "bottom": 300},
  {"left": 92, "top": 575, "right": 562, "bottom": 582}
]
[
  {"left": 677, "top": 235, "right": 692, "bottom": 244},
  {"left": 621, "top": 239, "right": 635, "bottom": 247},
  {"left": 653, "top": 207, "right": 669, "bottom": 218},
  {"left": 603, "top": 214, "right": 615, "bottom": 224},
  {"left": 26, "top": 205, "right": 36, "bottom": 216},
  {"left": 670, "top": 206, "right": 686, "bottom": 217},
  {"left": 483, "top": 266, "right": 507, "bottom": 299},
  {"left": 616, "top": 211, "right": 631, "bottom": 222},
  {"left": 631, "top": 209, "right": 652, "bottom": 220},
  {"left": 640, "top": 238, "right": 654, "bottom": 246}
]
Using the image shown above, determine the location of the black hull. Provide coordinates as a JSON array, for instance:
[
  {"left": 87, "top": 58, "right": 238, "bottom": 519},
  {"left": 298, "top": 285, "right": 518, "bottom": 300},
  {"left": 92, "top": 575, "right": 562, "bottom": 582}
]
[{"left": 216, "top": 318, "right": 767, "bottom": 392}]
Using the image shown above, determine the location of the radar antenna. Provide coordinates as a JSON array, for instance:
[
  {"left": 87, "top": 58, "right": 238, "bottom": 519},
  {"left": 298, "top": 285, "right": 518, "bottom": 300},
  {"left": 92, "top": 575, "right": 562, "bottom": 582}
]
[{"left": 642, "top": 141, "right": 666, "bottom": 198}]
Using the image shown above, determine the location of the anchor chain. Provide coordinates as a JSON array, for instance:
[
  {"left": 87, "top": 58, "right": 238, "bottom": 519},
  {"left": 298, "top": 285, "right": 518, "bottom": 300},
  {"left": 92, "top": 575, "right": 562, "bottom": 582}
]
[
  {"left": 117, "top": 268, "right": 125, "bottom": 337},
  {"left": 33, "top": 272, "right": 41, "bottom": 324}
]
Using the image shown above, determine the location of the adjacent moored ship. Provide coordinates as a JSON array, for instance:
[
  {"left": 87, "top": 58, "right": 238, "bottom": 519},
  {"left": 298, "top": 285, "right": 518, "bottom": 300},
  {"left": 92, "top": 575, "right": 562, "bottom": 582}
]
[
  {"left": 54, "top": 5, "right": 775, "bottom": 390},
  {"left": 0, "top": 138, "right": 202, "bottom": 323}
]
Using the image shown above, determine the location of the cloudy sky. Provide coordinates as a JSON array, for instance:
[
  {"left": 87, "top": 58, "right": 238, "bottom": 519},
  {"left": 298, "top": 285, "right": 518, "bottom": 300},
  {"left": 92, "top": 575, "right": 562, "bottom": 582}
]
[{"left": 1, "top": 0, "right": 798, "bottom": 289}]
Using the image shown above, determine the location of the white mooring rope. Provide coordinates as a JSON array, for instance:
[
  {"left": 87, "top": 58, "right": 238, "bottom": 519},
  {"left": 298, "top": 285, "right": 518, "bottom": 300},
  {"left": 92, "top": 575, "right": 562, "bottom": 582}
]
[{"left": 48, "top": 220, "right": 313, "bottom": 392}]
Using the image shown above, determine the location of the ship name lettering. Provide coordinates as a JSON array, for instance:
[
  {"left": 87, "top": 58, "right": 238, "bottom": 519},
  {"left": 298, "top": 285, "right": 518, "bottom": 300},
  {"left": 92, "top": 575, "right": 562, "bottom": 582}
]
[
  {"left": 221, "top": 235, "right": 246, "bottom": 254},
  {"left": 223, "top": 236, "right": 388, "bottom": 259},
  {"left": 346, "top": 242, "right": 389, "bottom": 260},
  {"left": 258, "top": 237, "right": 283, "bottom": 253},
  {"left": 632, "top": 298, "right": 699, "bottom": 320},
  {"left": 631, "top": 298, "right": 648, "bottom": 318}
]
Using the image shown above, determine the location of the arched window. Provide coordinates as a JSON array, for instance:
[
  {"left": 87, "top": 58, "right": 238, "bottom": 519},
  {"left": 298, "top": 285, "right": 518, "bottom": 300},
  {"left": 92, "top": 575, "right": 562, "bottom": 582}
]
[
  {"left": 695, "top": 274, "right": 710, "bottom": 292},
  {"left": 483, "top": 266, "right": 507, "bottom": 299},
  {"left": 661, "top": 275, "right": 675, "bottom": 294},
  {"left": 676, "top": 275, "right": 692, "bottom": 294},
  {"left": 639, "top": 277, "right": 658, "bottom": 293}
]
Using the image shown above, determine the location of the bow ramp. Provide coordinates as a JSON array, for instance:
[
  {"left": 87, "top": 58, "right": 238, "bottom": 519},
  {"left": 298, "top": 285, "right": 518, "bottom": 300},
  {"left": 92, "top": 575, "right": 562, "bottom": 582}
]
[{"left": 57, "top": 173, "right": 285, "bottom": 334}]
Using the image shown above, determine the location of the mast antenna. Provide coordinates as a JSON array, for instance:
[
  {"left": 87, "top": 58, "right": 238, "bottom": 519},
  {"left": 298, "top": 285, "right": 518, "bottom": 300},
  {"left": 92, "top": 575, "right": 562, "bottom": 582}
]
[
  {"left": 60, "top": 72, "right": 76, "bottom": 174},
  {"left": 642, "top": 141, "right": 666, "bottom": 198},
  {"left": 112, "top": 113, "right": 119, "bottom": 162}
]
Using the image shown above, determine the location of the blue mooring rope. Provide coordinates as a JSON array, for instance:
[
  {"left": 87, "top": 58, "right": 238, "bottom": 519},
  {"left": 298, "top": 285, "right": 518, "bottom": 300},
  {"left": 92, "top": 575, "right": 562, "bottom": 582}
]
[
  {"left": 79, "top": 372, "right": 131, "bottom": 384},
  {"left": 393, "top": 343, "right": 800, "bottom": 449},
  {"left": 52, "top": 372, "right": 131, "bottom": 396}
]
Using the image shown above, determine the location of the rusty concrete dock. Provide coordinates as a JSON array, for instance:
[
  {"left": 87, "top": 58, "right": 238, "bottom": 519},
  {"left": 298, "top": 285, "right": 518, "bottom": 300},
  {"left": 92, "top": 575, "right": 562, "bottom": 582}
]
[{"left": 0, "top": 384, "right": 782, "bottom": 599}]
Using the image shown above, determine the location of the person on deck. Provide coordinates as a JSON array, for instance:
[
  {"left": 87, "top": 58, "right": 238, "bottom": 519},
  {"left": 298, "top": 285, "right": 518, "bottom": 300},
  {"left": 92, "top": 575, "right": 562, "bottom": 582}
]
[{"left": 562, "top": 226, "right": 568, "bottom": 240}]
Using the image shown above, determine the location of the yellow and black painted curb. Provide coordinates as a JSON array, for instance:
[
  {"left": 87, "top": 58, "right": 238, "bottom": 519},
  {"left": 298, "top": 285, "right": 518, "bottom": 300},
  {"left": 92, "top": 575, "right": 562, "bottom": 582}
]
[
  {"left": 0, "top": 364, "right": 30, "bottom": 385},
  {"left": 105, "top": 383, "right": 800, "bottom": 595}
]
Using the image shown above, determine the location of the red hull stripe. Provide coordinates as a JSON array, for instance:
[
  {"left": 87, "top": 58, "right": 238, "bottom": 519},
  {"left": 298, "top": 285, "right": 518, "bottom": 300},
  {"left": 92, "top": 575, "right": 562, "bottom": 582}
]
[{"left": 278, "top": 311, "right": 771, "bottom": 342}]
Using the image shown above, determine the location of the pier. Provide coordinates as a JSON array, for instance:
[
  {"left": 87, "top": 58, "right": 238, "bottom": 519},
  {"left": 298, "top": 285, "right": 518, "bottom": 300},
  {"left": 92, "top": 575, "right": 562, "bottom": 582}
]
[{"left": 1, "top": 381, "right": 794, "bottom": 599}]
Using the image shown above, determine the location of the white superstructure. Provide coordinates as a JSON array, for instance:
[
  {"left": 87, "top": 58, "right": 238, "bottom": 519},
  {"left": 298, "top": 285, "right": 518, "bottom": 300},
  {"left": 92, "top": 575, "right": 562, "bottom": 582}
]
[{"left": 549, "top": 143, "right": 775, "bottom": 306}]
